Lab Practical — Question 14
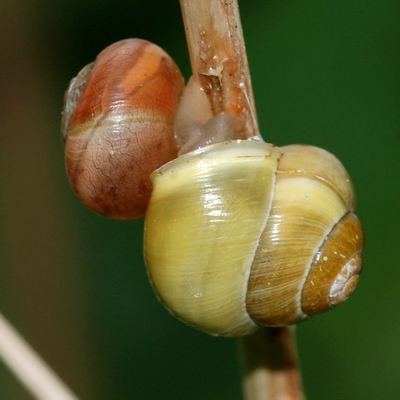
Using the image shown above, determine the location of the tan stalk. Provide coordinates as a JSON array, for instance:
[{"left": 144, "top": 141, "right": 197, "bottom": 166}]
[
  {"left": 178, "top": 1, "right": 305, "bottom": 399},
  {"left": 179, "top": 0, "right": 259, "bottom": 139},
  {"left": 241, "top": 327, "right": 305, "bottom": 400}
]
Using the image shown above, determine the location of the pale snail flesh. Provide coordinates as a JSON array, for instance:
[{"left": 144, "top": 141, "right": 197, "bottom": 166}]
[{"left": 144, "top": 140, "right": 363, "bottom": 336}]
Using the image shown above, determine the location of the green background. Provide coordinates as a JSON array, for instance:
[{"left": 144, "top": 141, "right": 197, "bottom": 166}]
[{"left": 0, "top": 0, "right": 399, "bottom": 399}]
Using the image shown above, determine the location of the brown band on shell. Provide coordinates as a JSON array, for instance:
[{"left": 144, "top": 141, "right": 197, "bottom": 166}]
[{"left": 300, "top": 212, "right": 364, "bottom": 316}]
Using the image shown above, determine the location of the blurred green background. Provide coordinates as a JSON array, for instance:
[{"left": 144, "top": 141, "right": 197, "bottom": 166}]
[{"left": 0, "top": 0, "right": 399, "bottom": 399}]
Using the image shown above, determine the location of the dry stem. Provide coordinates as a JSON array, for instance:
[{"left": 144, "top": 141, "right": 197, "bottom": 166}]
[
  {"left": 240, "top": 327, "right": 305, "bottom": 400},
  {"left": 179, "top": 0, "right": 259, "bottom": 140},
  {"left": 0, "top": 312, "right": 79, "bottom": 400}
]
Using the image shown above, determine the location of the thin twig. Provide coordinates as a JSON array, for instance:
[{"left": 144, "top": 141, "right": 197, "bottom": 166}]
[
  {"left": 0, "top": 312, "right": 79, "bottom": 400},
  {"left": 178, "top": 1, "right": 305, "bottom": 399}
]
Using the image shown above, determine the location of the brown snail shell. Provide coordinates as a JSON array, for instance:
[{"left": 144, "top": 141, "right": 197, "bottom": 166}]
[{"left": 62, "top": 39, "right": 184, "bottom": 219}]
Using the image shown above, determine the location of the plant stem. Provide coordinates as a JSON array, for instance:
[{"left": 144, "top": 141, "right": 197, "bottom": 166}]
[
  {"left": 179, "top": 0, "right": 260, "bottom": 140},
  {"left": 178, "top": 1, "right": 305, "bottom": 399},
  {"left": 0, "top": 312, "right": 79, "bottom": 400},
  {"left": 240, "top": 327, "right": 305, "bottom": 400}
]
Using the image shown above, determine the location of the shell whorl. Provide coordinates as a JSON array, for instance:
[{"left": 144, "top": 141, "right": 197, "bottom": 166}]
[{"left": 246, "top": 145, "right": 363, "bottom": 326}]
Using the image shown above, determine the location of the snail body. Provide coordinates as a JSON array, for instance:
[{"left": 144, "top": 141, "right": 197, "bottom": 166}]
[
  {"left": 144, "top": 140, "right": 363, "bottom": 336},
  {"left": 62, "top": 39, "right": 184, "bottom": 219}
]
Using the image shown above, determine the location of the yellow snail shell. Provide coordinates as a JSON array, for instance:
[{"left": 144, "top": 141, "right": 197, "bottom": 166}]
[{"left": 144, "top": 140, "right": 363, "bottom": 336}]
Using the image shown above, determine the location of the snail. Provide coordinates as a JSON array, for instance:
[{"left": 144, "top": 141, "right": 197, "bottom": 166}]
[
  {"left": 62, "top": 38, "right": 364, "bottom": 337},
  {"left": 144, "top": 140, "right": 363, "bottom": 336},
  {"left": 62, "top": 39, "right": 184, "bottom": 219}
]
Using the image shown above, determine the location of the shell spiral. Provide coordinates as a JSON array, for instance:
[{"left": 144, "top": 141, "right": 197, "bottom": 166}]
[{"left": 144, "top": 140, "right": 363, "bottom": 336}]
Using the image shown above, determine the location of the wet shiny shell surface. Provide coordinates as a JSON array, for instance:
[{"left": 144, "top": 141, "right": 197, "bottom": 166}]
[{"left": 144, "top": 141, "right": 281, "bottom": 336}]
